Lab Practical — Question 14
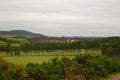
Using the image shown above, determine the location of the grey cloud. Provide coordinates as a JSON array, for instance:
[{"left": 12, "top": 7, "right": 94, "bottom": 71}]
[{"left": 0, "top": 0, "right": 120, "bottom": 36}]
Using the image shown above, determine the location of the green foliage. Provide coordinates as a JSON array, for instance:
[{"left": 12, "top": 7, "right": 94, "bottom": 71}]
[
  {"left": 26, "top": 57, "right": 64, "bottom": 80},
  {"left": 74, "top": 55, "right": 120, "bottom": 80},
  {"left": 0, "top": 57, "right": 28, "bottom": 80},
  {"left": 25, "top": 55, "right": 120, "bottom": 80},
  {"left": 0, "top": 37, "right": 104, "bottom": 53},
  {"left": 102, "top": 37, "right": 120, "bottom": 56},
  {"left": 1, "top": 54, "right": 120, "bottom": 80}
]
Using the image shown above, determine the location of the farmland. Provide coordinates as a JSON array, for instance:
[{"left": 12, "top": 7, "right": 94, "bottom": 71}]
[
  {"left": 2, "top": 56, "right": 74, "bottom": 64},
  {"left": 3, "top": 56, "right": 58, "bottom": 64},
  {"left": 0, "top": 36, "right": 29, "bottom": 44},
  {"left": 1, "top": 49, "right": 101, "bottom": 64}
]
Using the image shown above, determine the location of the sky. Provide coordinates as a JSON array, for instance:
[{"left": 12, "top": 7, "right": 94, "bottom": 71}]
[{"left": 0, "top": 0, "right": 120, "bottom": 37}]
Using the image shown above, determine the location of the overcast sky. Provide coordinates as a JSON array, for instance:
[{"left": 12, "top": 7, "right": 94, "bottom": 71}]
[{"left": 0, "top": 0, "right": 120, "bottom": 37}]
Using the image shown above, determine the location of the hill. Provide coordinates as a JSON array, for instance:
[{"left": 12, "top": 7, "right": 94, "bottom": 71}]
[{"left": 0, "top": 30, "right": 46, "bottom": 37}]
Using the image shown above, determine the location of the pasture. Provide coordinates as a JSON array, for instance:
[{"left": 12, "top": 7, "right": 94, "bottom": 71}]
[
  {"left": 1, "top": 49, "right": 102, "bottom": 64},
  {"left": 2, "top": 55, "right": 74, "bottom": 64}
]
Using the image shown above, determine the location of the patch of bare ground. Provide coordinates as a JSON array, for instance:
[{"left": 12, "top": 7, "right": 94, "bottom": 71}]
[{"left": 108, "top": 73, "right": 120, "bottom": 80}]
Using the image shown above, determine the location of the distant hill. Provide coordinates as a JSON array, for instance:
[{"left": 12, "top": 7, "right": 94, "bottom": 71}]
[{"left": 0, "top": 30, "right": 46, "bottom": 37}]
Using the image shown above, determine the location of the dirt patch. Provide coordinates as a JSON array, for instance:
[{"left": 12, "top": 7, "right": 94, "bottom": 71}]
[{"left": 108, "top": 73, "right": 120, "bottom": 80}]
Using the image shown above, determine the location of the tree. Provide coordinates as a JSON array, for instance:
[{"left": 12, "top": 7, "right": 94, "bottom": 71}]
[
  {"left": 5, "top": 43, "right": 13, "bottom": 55},
  {"left": 102, "top": 37, "right": 120, "bottom": 56}
]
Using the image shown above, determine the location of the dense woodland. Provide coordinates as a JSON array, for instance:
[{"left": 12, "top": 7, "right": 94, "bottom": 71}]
[{"left": 0, "top": 36, "right": 120, "bottom": 80}]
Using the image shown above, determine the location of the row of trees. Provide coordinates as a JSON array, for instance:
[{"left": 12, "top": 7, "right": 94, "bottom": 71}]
[
  {"left": 0, "top": 37, "right": 120, "bottom": 56},
  {"left": 0, "top": 39, "right": 103, "bottom": 53}
]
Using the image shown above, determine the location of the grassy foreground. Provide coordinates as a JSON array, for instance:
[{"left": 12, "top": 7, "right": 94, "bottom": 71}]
[{"left": 3, "top": 55, "right": 74, "bottom": 64}]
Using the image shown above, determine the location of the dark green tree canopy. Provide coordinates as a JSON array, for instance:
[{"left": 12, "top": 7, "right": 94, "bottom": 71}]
[{"left": 102, "top": 37, "right": 120, "bottom": 56}]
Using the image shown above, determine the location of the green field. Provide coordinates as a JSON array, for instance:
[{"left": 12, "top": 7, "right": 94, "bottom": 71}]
[
  {"left": 0, "top": 36, "right": 30, "bottom": 46},
  {"left": 1, "top": 49, "right": 101, "bottom": 64},
  {"left": 2, "top": 55, "right": 74, "bottom": 64}
]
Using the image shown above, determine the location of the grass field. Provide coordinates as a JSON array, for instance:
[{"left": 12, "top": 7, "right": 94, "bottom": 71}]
[
  {"left": 2, "top": 55, "right": 74, "bottom": 64},
  {"left": 6, "top": 37, "right": 30, "bottom": 43},
  {"left": 0, "top": 36, "right": 30, "bottom": 46},
  {"left": 1, "top": 49, "right": 102, "bottom": 64}
]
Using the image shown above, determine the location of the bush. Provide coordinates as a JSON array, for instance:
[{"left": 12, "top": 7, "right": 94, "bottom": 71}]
[
  {"left": 0, "top": 57, "right": 28, "bottom": 80},
  {"left": 1, "top": 54, "right": 120, "bottom": 80},
  {"left": 102, "top": 37, "right": 120, "bottom": 56},
  {"left": 74, "top": 55, "right": 120, "bottom": 80}
]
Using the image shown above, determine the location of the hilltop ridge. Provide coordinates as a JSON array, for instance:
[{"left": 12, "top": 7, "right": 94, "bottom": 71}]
[{"left": 0, "top": 30, "right": 46, "bottom": 37}]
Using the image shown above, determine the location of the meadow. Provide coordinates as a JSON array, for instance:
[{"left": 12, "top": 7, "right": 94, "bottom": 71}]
[
  {"left": 1, "top": 49, "right": 101, "bottom": 64},
  {"left": 3, "top": 56, "right": 57, "bottom": 64}
]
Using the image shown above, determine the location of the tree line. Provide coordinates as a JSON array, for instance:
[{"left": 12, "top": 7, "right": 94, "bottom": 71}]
[{"left": 0, "top": 37, "right": 120, "bottom": 56}]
